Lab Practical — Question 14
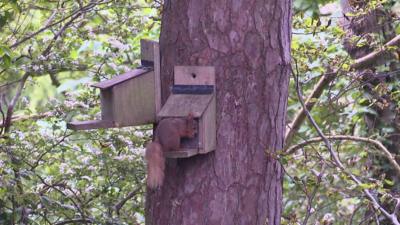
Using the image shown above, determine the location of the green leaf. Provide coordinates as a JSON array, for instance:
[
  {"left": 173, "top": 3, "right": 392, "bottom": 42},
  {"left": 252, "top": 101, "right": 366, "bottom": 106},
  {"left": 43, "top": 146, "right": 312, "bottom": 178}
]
[
  {"left": 384, "top": 179, "right": 394, "bottom": 186},
  {"left": 70, "top": 49, "right": 79, "bottom": 60},
  {"left": 40, "top": 196, "right": 54, "bottom": 208},
  {"left": 1, "top": 55, "right": 11, "bottom": 68},
  {"left": 0, "top": 45, "right": 11, "bottom": 57},
  {"left": 358, "top": 182, "right": 375, "bottom": 190}
]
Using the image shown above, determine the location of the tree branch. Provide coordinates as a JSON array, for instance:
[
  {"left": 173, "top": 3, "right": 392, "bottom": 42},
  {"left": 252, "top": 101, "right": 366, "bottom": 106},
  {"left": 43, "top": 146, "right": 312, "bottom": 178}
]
[
  {"left": 285, "top": 135, "right": 400, "bottom": 177},
  {"left": 351, "top": 34, "right": 400, "bottom": 70},
  {"left": 41, "top": 9, "right": 83, "bottom": 57},
  {"left": 3, "top": 73, "right": 30, "bottom": 133},
  {"left": 54, "top": 218, "right": 93, "bottom": 225},
  {"left": 0, "top": 112, "right": 54, "bottom": 128},
  {"left": 302, "top": 164, "right": 326, "bottom": 225},
  {"left": 10, "top": 1, "right": 101, "bottom": 49},
  {"left": 31, "top": 130, "right": 70, "bottom": 170},
  {"left": 394, "top": 198, "right": 400, "bottom": 216},
  {"left": 285, "top": 72, "right": 336, "bottom": 148},
  {"left": 0, "top": 78, "right": 22, "bottom": 89}
]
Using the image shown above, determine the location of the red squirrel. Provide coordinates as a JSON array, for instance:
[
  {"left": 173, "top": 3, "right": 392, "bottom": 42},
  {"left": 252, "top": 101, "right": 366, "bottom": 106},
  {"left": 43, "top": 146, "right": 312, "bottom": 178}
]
[{"left": 145, "top": 113, "right": 197, "bottom": 189}]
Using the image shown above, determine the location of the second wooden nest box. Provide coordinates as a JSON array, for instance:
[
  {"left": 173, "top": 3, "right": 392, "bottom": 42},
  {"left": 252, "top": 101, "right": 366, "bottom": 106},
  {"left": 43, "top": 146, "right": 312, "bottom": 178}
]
[
  {"left": 158, "top": 66, "right": 216, "bottom": 158},
  {"left": 67, "top": 40, "right": 161, "bottom": 130}
]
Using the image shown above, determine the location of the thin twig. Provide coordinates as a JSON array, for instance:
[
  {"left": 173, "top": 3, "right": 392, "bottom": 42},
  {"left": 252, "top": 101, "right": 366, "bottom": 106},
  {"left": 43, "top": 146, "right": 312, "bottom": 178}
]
[
  {"left": 54, "top": 218, "right": 94, "bottom": 225},
  {"left": 349, "top": 204, "right": 363, "bottom": 225},
  {"left": 302, "top": 164, "right": 326, "bottom": 225},
  {"left": 285, "top": 72, "right": 336, "bottom": 147},
  {"left": 114, "top": 187, "right": 142, "bottom": 215},
  {"left": 9, "top": 1, "right": 101, "bottom": 49},
  {"left": 36, "top": 175, "right": 85, "bottom": 218},
  {"left": 31, "top": 130, "right": 70, "bottom": 170},
  {"left": 3, "top": 73, "right": 30, "bottom": 133},
  {"left": 394, "top": 198, "right": 400, "bottom": 216},
  {"left": 0, "top": 111, "right": 54, "bottom": 128},
  {"left": 285, "top": 135, "right": 400, "bottom": 178},
  {"left": 41, "top": 10, "right": 83, "bottom": 57},
  {"left": 0, "top": 79, "right": 23, "bottom": 89}
]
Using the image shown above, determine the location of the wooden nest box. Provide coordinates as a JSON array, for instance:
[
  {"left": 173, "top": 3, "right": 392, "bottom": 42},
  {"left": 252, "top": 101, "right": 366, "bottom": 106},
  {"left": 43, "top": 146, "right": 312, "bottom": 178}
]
[
  {"left": 158, "top": 66, "right": 216, "bottom": 158},
  {"left": 67, "top": 40, "right": 161, "bottom": 130}
]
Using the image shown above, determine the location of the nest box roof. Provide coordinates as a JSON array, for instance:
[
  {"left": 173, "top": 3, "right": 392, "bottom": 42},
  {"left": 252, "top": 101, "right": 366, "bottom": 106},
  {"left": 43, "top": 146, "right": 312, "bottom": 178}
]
[
  {"left": 91, "top": 68, "right": 152, "bottom": 90},
  {"left": 157, "top": 94, "right": 214, "bottom": 118}
]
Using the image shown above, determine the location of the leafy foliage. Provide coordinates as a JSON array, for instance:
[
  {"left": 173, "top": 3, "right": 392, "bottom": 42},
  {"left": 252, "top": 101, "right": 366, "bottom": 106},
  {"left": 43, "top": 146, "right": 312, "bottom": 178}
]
[
  {"left": 1, "top": 0, "right": 400, "bottom": 224},
  {"left": 0, "top": 0, "right": 160, "bottom": 224}
]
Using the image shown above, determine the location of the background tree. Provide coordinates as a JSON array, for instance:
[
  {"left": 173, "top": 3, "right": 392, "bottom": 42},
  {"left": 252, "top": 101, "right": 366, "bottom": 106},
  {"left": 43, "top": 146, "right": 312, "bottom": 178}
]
[{"left": 283, "top": 0, "right": 400, "bottom": 224}]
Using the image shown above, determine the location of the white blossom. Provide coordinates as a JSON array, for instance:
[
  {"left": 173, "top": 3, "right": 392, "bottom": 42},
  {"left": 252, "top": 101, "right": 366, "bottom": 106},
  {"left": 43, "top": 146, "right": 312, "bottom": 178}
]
[
  {"left": 113, "top": 154, "right": 134, "bottom": 162},
  {"left": 322, "top": 213, "right": 335, "bottom": 224},
  {"left": 130, "top": 147, "right": 145, "bottom": 155},
  {"left": 81, "top": 176, "right": 92, "bottom": 181},
  {"left": 60, "top": 163, "right": 74, "bottom": 174},
  {"left": 108, "top": 38, "right": 129, "bottom": 51},
  {"left": 134, "top": 130, "right": 145, "bottom": 138},
  {"left": 16, "top": 131, "right": 25, "bottom": 139},
  {"left": 85, "top": 185, "right": 95, "bottom": 193},
  {"left": 64, "top": 188, "right": 78, "bottom": 197},
  {"left": 44, "top": 176, "right": 53, "bottom": 184},
  {"left": 87, "top": 145, "right": 102, "bottom": 156},
  {"left": 87, "top": 165, "right": 97, "bottom": 171},
  {"left": 80, "top": 155, "right": 92, "bottom": 165},
  {"left": 32, "top": 65, "right": 40, "bottom": 72}
]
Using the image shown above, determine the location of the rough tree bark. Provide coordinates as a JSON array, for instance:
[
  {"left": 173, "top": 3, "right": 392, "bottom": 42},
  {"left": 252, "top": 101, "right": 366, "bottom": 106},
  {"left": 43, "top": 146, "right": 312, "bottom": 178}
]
[{"left": 146, "top": 0, "right": 292, "bottom": 224}]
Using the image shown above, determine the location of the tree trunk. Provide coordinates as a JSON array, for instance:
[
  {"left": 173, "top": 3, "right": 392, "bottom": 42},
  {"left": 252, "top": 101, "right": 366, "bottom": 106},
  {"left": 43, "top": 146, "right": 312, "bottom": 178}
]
[{"left": 146, "top": 0, "right": 292, "bottom": 224}]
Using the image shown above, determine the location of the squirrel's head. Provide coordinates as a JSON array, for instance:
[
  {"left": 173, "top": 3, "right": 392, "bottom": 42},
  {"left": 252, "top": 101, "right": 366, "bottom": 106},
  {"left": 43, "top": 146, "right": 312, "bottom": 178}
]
[{"left": 185, "top": 112, "right": 197, "bottom": 138}]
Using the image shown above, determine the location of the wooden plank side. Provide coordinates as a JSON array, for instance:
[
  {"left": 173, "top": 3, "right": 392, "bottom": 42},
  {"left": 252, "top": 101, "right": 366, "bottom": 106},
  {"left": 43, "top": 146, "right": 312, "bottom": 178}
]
[
  {"left": 174, "top": 66, "right": 215, "bottom": 86},
  {"left": 200, "top": 95, "right": 216, "bottom": 154},
  {"left": 112, "top": 71, "right": 156, "bottom": 126},
  {"left": 198, "top": 117, "right": 204, "bottom": 150},
  {"left": 67, "top": 120, "right": 115, "bottom": 130},
  {"left": 141, "top": 39, "right": 158, "bottom": 62},
  {"left": 100, "top": 90, "right": 113, "bottom": 121},
  {"left": 153, "top": 42, "right": 162, "bottom": 115},
  {"left": 157, "top": 94, "right": 213, "bottom": 118},
  {"left": 164, "top": 148, "right": 198, "bottom": 158},
  {"left": 92, "top": 69, "right": 151, "bottom": 89}
]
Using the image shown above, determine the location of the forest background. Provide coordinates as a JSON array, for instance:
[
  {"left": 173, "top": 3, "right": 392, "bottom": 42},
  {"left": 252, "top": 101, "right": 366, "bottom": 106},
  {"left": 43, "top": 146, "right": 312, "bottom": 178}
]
[{"left": 0, "top": 0, "right": 400, "bottom": 224}]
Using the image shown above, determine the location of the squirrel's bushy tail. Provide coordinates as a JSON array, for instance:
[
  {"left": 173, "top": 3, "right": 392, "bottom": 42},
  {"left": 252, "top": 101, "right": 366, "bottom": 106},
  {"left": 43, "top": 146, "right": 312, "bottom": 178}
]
[{"left": 145, "top": 142, "right": 165, "bottom": 189}]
